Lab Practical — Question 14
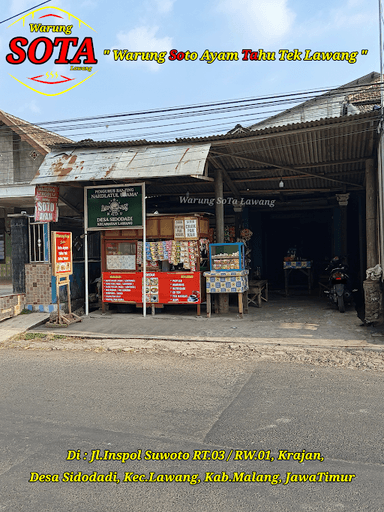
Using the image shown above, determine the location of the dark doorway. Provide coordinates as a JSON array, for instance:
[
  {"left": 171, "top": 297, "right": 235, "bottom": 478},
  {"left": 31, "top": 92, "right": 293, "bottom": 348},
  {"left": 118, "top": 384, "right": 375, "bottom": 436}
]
[{"left": 258, "top": 209, "right": 333, "bottom": 289}]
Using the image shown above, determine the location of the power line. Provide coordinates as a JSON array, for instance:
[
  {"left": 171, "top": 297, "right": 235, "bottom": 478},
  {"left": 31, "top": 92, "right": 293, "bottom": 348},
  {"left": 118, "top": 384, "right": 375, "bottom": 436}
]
[
  {"left": 0, "top": 78, "right": 379, "bottom": 167},
  {"left": 0, "top": 0, "right": 51, "bottom": 25},
  {"left": 0, "top": 78, "right": 380, "bottom": 141}
]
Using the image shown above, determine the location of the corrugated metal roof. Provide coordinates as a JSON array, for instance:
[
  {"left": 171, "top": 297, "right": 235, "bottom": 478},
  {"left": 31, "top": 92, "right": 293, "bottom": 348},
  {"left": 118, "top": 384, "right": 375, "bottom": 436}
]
[
  {"left": 34, "top": 111, "right": 379, "bottom": 199},
  {"left": 47, "top": 109, "right": 379, "bottom": 149},
  {"left": 32, "top": 143, "right": 211, "bottom": 185},
  {"left": 142, "top": 111, "right": 378, "bottom": 198}
]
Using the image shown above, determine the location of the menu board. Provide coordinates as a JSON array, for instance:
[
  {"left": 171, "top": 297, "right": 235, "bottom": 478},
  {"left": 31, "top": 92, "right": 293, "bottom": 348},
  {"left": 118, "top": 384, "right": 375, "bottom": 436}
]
[
  {"left": 102, "top": 272, "right": 201, "bottom": 304},
  {"left": 51, "top": 231, "right": 72, "bottom": 276},
  {"left": 158, "top": 272, "right": 201, "bottom": 303},
  {"left": 102, "top": 272, "right": 142, "bottom": 303}
]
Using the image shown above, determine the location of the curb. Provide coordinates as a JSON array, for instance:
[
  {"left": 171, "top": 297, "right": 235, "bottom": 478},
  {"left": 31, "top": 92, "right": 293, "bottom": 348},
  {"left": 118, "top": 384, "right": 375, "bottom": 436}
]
[{"left": 30, "top": 329, "right": 384, "bottom": 352}]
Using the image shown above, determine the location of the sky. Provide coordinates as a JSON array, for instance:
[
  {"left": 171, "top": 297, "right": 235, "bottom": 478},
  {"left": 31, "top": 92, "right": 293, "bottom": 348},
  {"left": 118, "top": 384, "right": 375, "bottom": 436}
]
[{"left": 0, "top": 0, "right": 380, "bottom": 141}]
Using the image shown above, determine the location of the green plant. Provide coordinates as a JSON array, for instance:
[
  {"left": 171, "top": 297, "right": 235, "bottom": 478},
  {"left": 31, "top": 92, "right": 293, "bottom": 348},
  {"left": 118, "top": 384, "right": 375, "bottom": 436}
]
[{"left": 24, "top": 332, "right": 47, "bottom": 340}]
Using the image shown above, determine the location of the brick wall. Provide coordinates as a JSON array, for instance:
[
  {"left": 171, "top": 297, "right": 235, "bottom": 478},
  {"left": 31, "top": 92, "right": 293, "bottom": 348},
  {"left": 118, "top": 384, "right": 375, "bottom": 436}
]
[
  {"left": 0, "top": 293, "right": 25, "bottom": 321},
  {"left": 25, "top": 263, "right": 52, "bottom": 304}
]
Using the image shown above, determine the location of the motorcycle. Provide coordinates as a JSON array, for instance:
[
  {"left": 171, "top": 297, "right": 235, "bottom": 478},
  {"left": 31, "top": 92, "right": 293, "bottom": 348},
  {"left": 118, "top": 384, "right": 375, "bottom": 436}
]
[{"left": 324, "top": 256, "right": 355, "bottom": 313}]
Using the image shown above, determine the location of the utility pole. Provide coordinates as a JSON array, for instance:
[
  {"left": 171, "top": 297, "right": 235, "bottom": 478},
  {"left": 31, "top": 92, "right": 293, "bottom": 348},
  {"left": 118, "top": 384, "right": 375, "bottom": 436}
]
[
  {"left": 363, "top": 1, "right": 384, "bottom": 324},
  {"left": 379, "top": 0, "right": 384, "bottom": 267}
]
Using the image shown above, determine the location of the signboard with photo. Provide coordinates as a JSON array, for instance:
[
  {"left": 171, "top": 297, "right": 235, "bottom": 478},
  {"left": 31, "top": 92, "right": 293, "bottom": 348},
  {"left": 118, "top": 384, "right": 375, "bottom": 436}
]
[{"left": 51, "top": 231, "right": 72, "bottom": 276}]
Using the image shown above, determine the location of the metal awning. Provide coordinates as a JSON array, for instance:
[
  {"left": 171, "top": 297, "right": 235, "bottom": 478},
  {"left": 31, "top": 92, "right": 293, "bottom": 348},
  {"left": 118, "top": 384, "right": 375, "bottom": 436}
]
[
  {"left": 31, "top": 143, "right": 211, "bottom": 185},
  {"left": 0, "top": 185, "right": 36, "bottom": 207}
]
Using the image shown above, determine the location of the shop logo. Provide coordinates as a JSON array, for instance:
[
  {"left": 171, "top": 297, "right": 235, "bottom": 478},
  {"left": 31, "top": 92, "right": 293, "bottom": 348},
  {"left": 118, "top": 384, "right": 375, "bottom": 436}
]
[
  {"left": 101, "top": 200, "right": 129, "bottom": 216},
  {"left": 5, "top": 6, "right": 98, "bottom": 96}
]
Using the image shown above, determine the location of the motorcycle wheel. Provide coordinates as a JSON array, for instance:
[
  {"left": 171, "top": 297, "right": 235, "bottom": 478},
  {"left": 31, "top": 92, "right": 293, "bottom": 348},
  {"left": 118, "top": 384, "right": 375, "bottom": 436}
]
[{"left": 337, "top": 296, "right": 345, "bottom": 313}]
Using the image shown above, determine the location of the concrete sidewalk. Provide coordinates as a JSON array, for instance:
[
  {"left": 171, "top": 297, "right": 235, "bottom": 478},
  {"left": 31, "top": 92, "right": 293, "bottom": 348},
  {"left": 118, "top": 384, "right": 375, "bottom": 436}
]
[
  {"left": 1, "top": 294, "right": 384, "bottom": 350},
  {"left": 0, "top": 312, "right": 49, "bottom": 342},
  {"left": 28, "top": 294, "right": 384, "bottom": 350}
]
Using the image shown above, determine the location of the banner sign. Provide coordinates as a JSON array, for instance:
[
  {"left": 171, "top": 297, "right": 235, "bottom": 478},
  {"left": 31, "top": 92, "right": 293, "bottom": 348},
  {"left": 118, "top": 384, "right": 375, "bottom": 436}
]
[
  {"left": 102, "top": 272, "right": 142, "bottom": 303},
  {"left": 155, "top": 272, "right": 201, "bottom": 304},
  {"left": 34, "top": 185, "right": 59, "bottom": 222},
  {"left": 102, "top": 272, "right": 201, "bottom": 304},
  {"left": 52, "top": 231, "right": 73, "bottom": 276},
  {"left": 85, "top": 184, "right": 143, "bottom": 231}
]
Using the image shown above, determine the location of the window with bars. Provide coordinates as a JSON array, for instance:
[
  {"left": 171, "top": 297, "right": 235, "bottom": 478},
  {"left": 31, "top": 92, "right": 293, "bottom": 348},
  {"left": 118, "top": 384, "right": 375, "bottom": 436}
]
[{"left": 29, "top": 220, "right": 50, "bottom": 263}]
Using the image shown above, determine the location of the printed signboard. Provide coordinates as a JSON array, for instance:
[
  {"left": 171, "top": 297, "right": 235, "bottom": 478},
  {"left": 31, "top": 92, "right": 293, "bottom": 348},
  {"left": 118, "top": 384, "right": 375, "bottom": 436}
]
[
  {"left": 35, "top": 185, "right": 59, "bottom": 222},
  {"left": 85, "top": 184, "right": 143, "bottom": 231},
  {"left": 184, "top": 218, "right": 199, "bottom": 239},
  {"left": 156, "top": 272, "right": 201, "bottom": 304},
  {"left": 102, "top": 272, "right": 201, "bottom": 304},
  {"left": 174, "top": 218, "right": 199, "bottom": 240},
  {"left": 52, "top": 231, "right": 72, "bottom": 276},
  {"left": 102, "top": 272, "right": 142, "bottom": 303},
  {"left": 174, "top": 219, "right": 185, "bottom": 239}
]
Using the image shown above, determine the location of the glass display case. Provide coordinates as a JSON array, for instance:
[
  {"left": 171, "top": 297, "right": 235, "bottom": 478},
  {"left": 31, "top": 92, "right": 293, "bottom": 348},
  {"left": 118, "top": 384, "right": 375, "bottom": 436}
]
[{"left": 209, "top": 242, "right": 245, "bottom": 271}]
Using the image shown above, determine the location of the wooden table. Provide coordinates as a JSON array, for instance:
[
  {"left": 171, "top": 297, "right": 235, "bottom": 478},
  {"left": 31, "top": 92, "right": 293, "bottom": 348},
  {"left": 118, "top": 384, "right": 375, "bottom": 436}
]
[
  {"left": 283, "top": 261, "right": 312, "bottom": 296},
  {"left": 247, "top": 279, "right": 268, "bottom": 307}
]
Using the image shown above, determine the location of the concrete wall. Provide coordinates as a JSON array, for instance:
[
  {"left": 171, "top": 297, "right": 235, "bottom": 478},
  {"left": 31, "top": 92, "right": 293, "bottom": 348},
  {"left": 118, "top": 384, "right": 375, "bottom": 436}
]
[
  {"left": 0, "top": 125, "right": 14, "bottom": 185},
  {"left": 250, "top": 92, "right": 357, "bottom": 131},
  {"left": 14, "top": 139, "right": 44, "bottom": 183},
  {"left": 0, "top": 124, "right": 45, "bottom": 185}
]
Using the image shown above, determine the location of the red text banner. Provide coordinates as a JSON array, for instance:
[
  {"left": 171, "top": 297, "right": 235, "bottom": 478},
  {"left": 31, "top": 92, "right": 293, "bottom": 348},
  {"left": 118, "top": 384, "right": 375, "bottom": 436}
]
[
  {"left": 102, "top": 272, "right": 201, "bottom": 304},
  {"left": 52, "top": 231, "right": 72, "bottom": 276}
]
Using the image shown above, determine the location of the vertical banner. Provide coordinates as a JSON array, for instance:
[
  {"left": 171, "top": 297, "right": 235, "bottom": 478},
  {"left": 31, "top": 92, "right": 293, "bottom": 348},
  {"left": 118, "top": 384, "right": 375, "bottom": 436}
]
[
  {"left": 51, "top": 232, "right": 73, "bottom": 276},
  {"left": 35, "top": 185, "right": 59, "bottom": 222}
]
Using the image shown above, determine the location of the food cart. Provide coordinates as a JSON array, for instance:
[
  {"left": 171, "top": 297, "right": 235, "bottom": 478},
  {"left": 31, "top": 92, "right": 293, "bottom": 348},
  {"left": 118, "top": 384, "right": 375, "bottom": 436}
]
[
  {"left": 101, "top": 214, "right": 210, "bottom": 315},
  {"left": 203, "top": 242, "right": 249, "bottom": 318}
]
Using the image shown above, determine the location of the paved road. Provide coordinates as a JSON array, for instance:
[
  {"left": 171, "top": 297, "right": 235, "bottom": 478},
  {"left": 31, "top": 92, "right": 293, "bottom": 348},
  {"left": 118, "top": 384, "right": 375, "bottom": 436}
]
[{"left": 0, "top": 350, "right": 383, "bottom": 511}]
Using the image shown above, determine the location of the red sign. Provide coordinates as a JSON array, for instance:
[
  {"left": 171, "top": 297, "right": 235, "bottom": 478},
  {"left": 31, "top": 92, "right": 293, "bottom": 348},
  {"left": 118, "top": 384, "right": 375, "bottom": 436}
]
[
  {"left": 52, "top": 231, "right": 72, "bottom": 276},
  {"left": 103, "top": 273, "right": 142, "bottom": 303},
  {"left": 102, "top": 272, "right": 201, "bottom": 304},
  {"left": 35, "top": 185, "right": 59, "bottom": 222},
  {"left": 156, "top": 272, "right": 201, "bottom": 304}
]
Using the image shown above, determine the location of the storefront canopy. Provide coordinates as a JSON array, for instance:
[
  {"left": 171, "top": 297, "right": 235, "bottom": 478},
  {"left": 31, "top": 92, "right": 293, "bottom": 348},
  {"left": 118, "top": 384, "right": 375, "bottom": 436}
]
[{"left": 31, "top": 143, "right": 211, "bottom": 185}]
